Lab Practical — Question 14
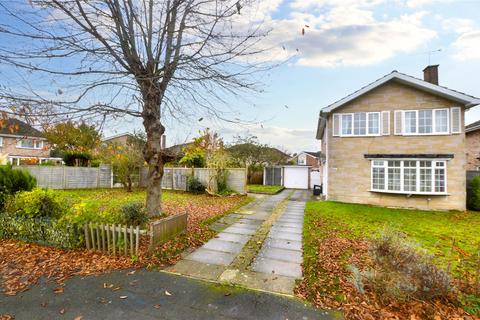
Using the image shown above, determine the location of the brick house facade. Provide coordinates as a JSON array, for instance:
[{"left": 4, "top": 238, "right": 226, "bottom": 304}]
[
  {"left": 466, "top": 121, "right": 480, "bottom": 171},
  {"left": 316, "top": 67, "right": 480, "bottom": 211}
]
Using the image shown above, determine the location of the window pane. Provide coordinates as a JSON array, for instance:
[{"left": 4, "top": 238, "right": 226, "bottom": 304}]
[
  {"left": 341, "top": 114, "right": 352, "bottom": 135},
  {"left": 354, "top": 113, "right": 366, "bottom": 135},
  {"left": 435, "top": 168, "right": 445, "bottom": 192},
  {"left": 372, "top": 167, "right": 385, "bottom": 190},
  {"left": 420, "top": 168, "right": 432, "bottom": 192},
  {"left": 373, "top": 160, "right": 384, "bottom": 167},
  {"left": 368, "top": 113, "right": 379, "bottom": 134},
  {"left": 404, "top": 161, "right": 417, "bottom": 192},
  {"left": 418, "top": 110, "right": 432, "bottom": 133},
  {"left": 435, "top": 109, "right": 448, "bottom": 133},
  {"left": 20, "top": 139, "right": 35, "bottom": 148},
  {"left": 387, "top": 160, "right": 401, "bottom": 191},
  {"left": 404, "top": 111, "right": 417, "bottom": 134}
]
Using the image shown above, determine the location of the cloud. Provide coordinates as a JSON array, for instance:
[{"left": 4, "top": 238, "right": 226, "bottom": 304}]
[
  {"left": 442, "top": 18, "right": 475, "bottom": 34},
  {"left": 251, "top": 3, "right": 436, "bottom": 67},
  {"left": 452, "top": 31, "right": 480, "bottom": 60}
]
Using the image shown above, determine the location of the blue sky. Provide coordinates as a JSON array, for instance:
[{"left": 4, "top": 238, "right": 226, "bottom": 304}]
[
  {"left": 2, "top": 0, "right": 480, "bottom": 154},
  {"left": 139, "top": 0, "right": 480, "bottom": 154}
]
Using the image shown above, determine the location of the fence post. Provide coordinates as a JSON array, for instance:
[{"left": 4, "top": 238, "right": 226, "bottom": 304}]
[
  {"left": 129, "top": 225, "right": 134, "bottom": 256},
  {"left": 112, "top": 224, "right": 116, "bottom": 255},
  {"left": 135, "top": 226, "right": 140, "bottom": 256},
  {"left": 84, "top": 224, "right": 90, "bottom": 249},
  {"left": 124, "top": 224, "right": 127, "bottom": 256},
  {"left": 106, "top": 224, "right": 111, "bottom": 253}
]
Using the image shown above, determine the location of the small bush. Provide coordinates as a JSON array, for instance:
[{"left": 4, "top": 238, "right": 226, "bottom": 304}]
[
  {"left": 120, "top": 202, "right": 148, "bottom": 226},
  {"left": 5, "top": 188, "right": 68, "bottom": 219},
  {"left": 468, "top": 176, "right": 480, "bottom": 210},
  {"left": 187, "top": 176, "right": 205, "bottom": 194},
  {"left": 0, "top": 165, "right": 36, "bottom": 207},
  {"left": 62, "top": 151, "right": 92, "bottom": 167},
  {"left": 352, "top": 230, "right": 452, "bottom": 302}
]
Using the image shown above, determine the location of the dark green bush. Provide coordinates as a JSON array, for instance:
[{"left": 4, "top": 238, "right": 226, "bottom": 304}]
[
  {"left": 187, "top": 176, "right": 205, "bottom": 194},
  {"left": 5, "top": 188, "right": 68, "bottom": 219},
  {"left": 468, "top": 176, "right": 480, "bottom": 210},
  {"left": 62, "top": 151, "right": 92, "bottom": 166},
  {"left": 120, "top": 202, "right": 149, "bottom": 226},
  {"left": 0, "top": 165, "right": 36, "bottom": 207},
  {"left": 0, "top": 214, "right": 83, "bottom": 249}
]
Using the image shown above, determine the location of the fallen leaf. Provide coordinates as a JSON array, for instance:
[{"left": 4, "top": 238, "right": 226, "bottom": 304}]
[
  {"left": 59, "top": 308, "right": 66, "bottom": 315},
  {"left": 74, "top": 316, "right": 83, "bottom": 320},
  {"left": 119, "top": 295, "right": 128, "bottom": 299},
  {"left": 165, "top": 290, "right": 172, "bottom": 296},
  {"left": 53, "top": 287, "right": 64, "bottom": 294},
  {"left": 153, "top": 304, "right": 161, "bottom": 309}
]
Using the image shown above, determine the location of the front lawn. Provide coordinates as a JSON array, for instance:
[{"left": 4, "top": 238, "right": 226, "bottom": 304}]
[
  {"left": 247, "top": 184, "right": 284, "bottom": 194},
  {"left": 0, "top": 188, "right": 252, "bottom": 296},
  {"left": 297, "top": 201, "right": 480, "bottom": 319}
]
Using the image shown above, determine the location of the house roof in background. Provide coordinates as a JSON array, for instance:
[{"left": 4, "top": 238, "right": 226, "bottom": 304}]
[
  {"left": 102, "top": 132, "right": 133, "bottom": 142},
  {"left": 0, "top": 118, "right": 44, "bottom": 138},
  {"left": 165, "top": 142, "right": 194, "bottom": 158},
  {"left": 466, "top": 120, "right": 480, "bottom": 133},
  {"left": 321, "top": 70, "right": 480, "bottom": 114}
]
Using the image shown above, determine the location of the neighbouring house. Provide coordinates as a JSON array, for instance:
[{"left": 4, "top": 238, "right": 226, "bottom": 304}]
[
  {"left": 316, "top": 65, "right": 480, "bottom": 211},
  {"left": 290, "top": 151, "right": 321, "bottom": 168},
  {"left": 0, "top": 118, "right": 60, "bottom": 165},
  {"left": 102, "top": 132, "right": 133, "bottom": 145},
  {"left": 466, "top": 120, "right": 480, "bottom": 171}
]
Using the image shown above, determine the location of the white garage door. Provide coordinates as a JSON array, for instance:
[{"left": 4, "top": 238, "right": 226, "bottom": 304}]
[{"left": 284, "top": 166, "right": 309, "bottom": 189}]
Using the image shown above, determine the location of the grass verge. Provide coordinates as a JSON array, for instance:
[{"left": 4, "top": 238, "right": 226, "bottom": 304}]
[{"left": 247, "top": 184, "right": 284, "bottom": 194}]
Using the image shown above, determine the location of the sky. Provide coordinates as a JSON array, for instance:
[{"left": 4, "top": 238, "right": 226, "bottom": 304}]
[
  {"left": 3, "top": 0, "right": 480, "bottom": 155},
  {"left": 138, "top": 0, "right": 480, "bottom": 154}
]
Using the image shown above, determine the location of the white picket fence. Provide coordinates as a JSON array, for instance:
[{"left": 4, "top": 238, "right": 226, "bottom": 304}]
[{"left": 84, "top": 223, "right": 147, "bottom": 257}]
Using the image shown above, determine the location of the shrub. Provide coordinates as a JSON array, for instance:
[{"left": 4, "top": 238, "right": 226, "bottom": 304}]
[
  {"left": 62, "top": 151, "right": 92, "bottom": 166},
  {"left": 5, "top": 188, "right": 68, "bottom": 219},
  {"left": 351, "top": 230, "right": 452, "bottom": 302},
  {"left": 468, "top": 176, "right": 480, "bottom": 210},
  {"left": 0, "top": 165, "right": 36, "bottom": 207},
  {"left": 120, "top": 202, "right": 149, "bottom": 226},
  {"left": 187, "top": 176, "right": 205, "bottom": 194}
]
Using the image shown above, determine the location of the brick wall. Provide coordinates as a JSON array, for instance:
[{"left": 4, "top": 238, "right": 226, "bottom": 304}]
[
  {"left": 466, "top": 130, "right": 480, "bottom": 171},
  {"left": 326, "top": 81, "right": 466, "bottom": 211},
  {"left": 0, "top": 136, "right": 50, "bottom": 158}
]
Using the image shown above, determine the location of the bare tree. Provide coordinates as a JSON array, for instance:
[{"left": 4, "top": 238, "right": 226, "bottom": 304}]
[{"left": 0, "top": 0, "right": 272, "bottom": 215}]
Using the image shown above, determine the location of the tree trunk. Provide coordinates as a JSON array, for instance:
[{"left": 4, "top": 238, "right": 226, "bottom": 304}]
[{"left": 142, "top": 90, "right": 165, "bottom": 217}]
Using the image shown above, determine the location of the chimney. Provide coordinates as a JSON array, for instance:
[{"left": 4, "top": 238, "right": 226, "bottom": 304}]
[
  {"left": 161, "top": 135, "right": 166, "bottom": 150},
  {"left": 423, "top": 65, "right": 439, "bottom": 85}
]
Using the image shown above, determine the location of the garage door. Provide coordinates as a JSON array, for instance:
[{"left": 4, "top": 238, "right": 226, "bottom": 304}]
[{"left": 284, "top": 167, "right": 309, "bottom": 189}]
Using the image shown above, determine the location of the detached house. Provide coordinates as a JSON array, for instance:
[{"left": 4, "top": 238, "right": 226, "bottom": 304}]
[
  {"left": 316, "top": 65, "right": 480, "bottom": 211},
  {"left": 0, "top": 118, "right": 55, "bottom": 165}
]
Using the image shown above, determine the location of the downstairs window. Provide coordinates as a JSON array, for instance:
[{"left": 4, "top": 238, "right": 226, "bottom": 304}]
[{"left": 371, "top": 160, "right": 447, "bottom": 194}]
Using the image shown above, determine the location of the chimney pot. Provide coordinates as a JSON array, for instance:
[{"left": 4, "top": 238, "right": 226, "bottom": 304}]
[{"left": 423, "top": 65, "right": 439, "bottom": 85}]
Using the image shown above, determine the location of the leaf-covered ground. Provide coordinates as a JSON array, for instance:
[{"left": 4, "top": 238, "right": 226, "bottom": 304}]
[
  {"left": 0, "top": 190, "right": 251, "bottom": 296},
  {"left": 296, "top": 201, "right": 480, "bottom": 319},
  {"left": 246, "top": 184, "right": 284, "bottom": 194}
]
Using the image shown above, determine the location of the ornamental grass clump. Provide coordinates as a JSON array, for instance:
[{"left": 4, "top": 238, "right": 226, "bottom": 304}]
[{"left": 351, "top": 230, "right": 452, "bottom": 303}]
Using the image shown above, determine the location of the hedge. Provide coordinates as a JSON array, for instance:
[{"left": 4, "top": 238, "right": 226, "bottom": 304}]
[{"left": 0, "top": 214, "right": 83, "bottom": 249}]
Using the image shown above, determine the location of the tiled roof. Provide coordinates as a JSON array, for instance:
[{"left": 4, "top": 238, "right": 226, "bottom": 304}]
[{"left": 0, "top": 118, "right": 44, "bottom": 138}]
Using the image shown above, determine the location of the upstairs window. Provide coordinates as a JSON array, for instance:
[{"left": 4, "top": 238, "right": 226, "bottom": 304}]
[
  {"left": 16, "top": 139, "right": 43, "bottom": 149},
  {"left": 336, "top": 112, "right": 381, "bottom": 137},
  {"left": 401, "top": 108, "right": 450, "bottom": 135}
]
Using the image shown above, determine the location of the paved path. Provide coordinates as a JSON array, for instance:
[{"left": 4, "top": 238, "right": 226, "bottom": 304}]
[
  {"left": 0, "top": 269, "right": 338, "bottom": 320},
  {"left": 168, "top": 189, "right": 311, "bottom": 295}
]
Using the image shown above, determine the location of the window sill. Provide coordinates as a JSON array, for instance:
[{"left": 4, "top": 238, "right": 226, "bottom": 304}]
[
  {"left": 369, "top": 189, "right": 449, "bottom": 196},
  {"left": 16, "top": 147, "right": 42, "bottom": 150}
]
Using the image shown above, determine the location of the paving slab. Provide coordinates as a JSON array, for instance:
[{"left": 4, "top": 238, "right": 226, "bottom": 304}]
[
  {"left": 258, "top": 247, "right": 302, "bottom": 264},
  {"left": 223, "top": 226, "right": 258, "bottom": 235},
  {"left": 268, "top": 230, "right": 302, "bottom": 242},
  {"left": 166, "top": 260, "right": 226, "bottom": 281},
  {"left": 236, "top": 218, "right": 263, "bottom": 225},
  {"left": 270, "top": 226, "right": 303, "bottom": 234},
  {"left": 252, "top": 257, "right": 302, "bottom": 278},
  {"left": 203, "top": 238, "right": 245, "bottom": 253},
  {"left": 185, "top": 247, "right": 236, "bottom": 266},
  {"left": 214, "top": 233, "right": 250, "bottom": 244},
  {"left": 275, "top": 221, "right": 304, "bottom": 228},
  {"left": 264, "top": 238, "right": 302, "bottom": 251},
  {"left": 229, "top": 222, "right": 258, "bottom": 230}
]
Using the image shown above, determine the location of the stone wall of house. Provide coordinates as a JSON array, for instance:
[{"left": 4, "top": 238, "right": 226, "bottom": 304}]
[
  {"left": 466, "top": 130, "right": 480, "bottom": 171},
  {"left": 326, "top": 81, "right": 466, "bottom": 211},
  {"left": 0, "top": 136, "right": 50, "bottom": 158}
]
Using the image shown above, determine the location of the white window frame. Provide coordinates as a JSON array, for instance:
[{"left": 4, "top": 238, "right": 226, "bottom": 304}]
[
  {"left": 401, "top": 108, "right": 450, "bottom": 136},
  {"left": 370, "top": 159, "right": 448, "bottom": 195},
  {"left": 16, "top": 138, "right": 44, "bottom": 150},
  {"left": 0, "top": 137, "right": 3, "bottom": 147},
  {"left": 334, "top": 112, "right": 381, "bottom": 137}
]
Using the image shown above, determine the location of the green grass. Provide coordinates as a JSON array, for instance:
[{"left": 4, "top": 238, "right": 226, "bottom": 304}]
[
  {"left": 304, "top": 201, "right": 480, "bottom": 273},
  {"left": 247, "top": 184, "right": 284, "bottom": 194}
]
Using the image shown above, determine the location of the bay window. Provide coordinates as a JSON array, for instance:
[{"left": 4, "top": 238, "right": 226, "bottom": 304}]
[{"left": 371, "top": 159, "right": 447, "bottom": 194}]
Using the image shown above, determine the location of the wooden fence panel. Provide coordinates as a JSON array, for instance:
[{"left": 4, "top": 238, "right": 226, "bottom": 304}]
[
  {"left": 84, "top": 223, "right": 147, "bottom": 257},
  {"left": 149, "top": 212, "right": 188, "bottom": 247}
]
